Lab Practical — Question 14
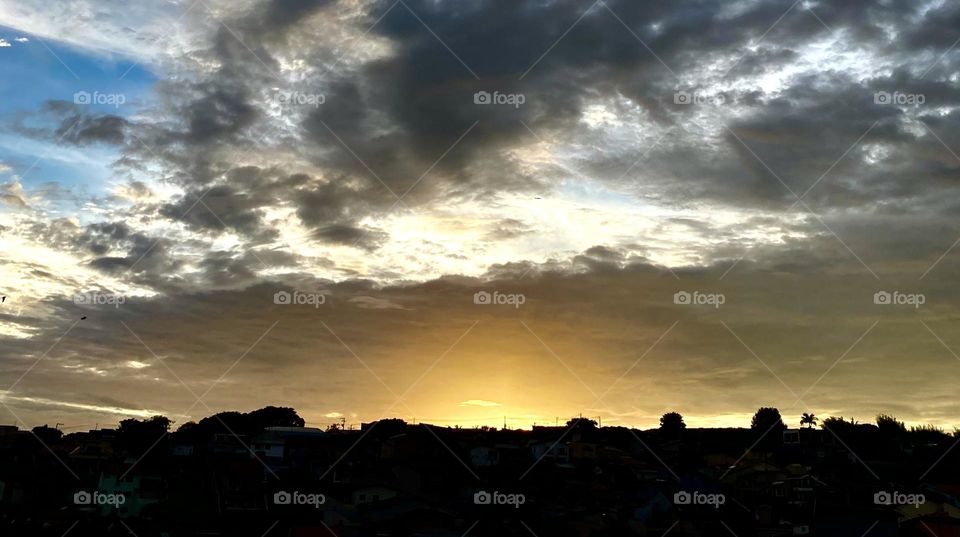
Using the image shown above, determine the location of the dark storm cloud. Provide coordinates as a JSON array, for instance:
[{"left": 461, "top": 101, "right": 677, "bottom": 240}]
[
  {"left": 310, "top": 224, "right": 388, "bottom": 251},
  {"left": 12, "top": 0, "right": 953, "bottom": 280}
]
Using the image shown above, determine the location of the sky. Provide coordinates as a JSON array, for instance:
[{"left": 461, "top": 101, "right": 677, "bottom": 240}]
[{"left": 1, "top": 0, "right": 960, "bottom": 432}]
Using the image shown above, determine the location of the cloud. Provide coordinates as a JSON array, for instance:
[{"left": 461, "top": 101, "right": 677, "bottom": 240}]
[{"left": 2, "top": 0, "right": 960, "bottom": 430}]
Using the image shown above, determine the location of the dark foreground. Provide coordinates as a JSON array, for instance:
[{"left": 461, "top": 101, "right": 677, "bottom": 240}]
[{"left": 1, "top": 408, "right": 958, "bottom": 536}]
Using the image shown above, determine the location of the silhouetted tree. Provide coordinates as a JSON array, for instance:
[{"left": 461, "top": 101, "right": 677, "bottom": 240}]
[
  {"left": 660, "top": 412, "right": 686, "bottom": 433},
  {"left": 118, "top": 415, "right": 171, "bottom": 452},
  {"left": 751, "top": 407, "right": 786, "bottom": 431},
  {"left": 193, "top": 406, "right": 305, "bottom": 436},
  {"left": 800, "top": 413, "right": 817, "bottom": 429},
  {"left": 876, "top": 414, "right": 906, "bottom": 436},
  {"left": 565, "top": 417, "right": 598, "bottom": 430}
]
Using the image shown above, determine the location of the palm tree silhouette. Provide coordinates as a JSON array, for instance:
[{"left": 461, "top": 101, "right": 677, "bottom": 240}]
[{"left": 800, "top": 412, "right": 817, "bottom": 429}]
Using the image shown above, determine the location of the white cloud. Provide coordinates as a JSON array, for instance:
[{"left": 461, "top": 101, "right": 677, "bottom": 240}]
[{"left": 0, "top": 39, "right": 10, "bottom": 47}]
